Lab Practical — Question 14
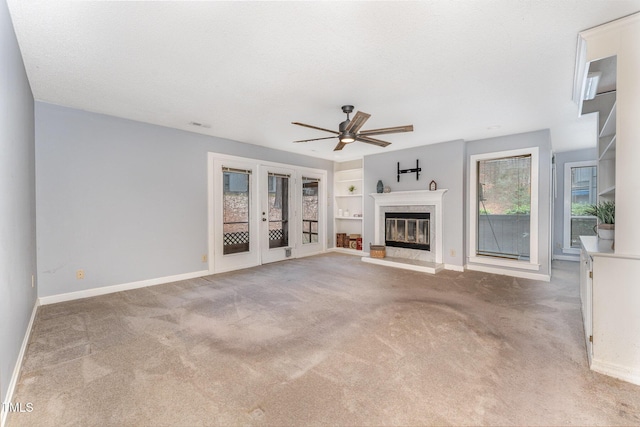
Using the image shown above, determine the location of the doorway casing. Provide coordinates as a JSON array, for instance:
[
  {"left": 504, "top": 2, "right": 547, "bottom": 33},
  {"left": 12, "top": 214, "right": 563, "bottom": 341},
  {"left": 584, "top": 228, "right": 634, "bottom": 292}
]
[{"left": 207, "top": 153, "right": 327, "bottom": 274}]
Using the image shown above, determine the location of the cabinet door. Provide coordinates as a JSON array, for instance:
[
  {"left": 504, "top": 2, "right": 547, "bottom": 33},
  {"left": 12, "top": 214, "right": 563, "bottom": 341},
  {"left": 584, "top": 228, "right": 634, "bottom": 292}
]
[{"left": 580, "top": 249, "right": 593, "bottom": 364}]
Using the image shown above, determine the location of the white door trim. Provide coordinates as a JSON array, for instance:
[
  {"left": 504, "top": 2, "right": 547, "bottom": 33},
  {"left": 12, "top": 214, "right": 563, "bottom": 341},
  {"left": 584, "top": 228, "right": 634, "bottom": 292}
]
[{"left": 208, "top": 153, "right": 327, "bottom": 274}]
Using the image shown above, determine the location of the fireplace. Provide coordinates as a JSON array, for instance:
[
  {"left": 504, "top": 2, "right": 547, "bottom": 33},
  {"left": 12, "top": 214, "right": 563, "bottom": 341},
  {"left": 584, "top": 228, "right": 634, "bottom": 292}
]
[
  {"left": 385, "top": 212, "right": 430, "bottom": 251},
  {"left": 366, "top": 190, "right": 447, "bottom": 272}
]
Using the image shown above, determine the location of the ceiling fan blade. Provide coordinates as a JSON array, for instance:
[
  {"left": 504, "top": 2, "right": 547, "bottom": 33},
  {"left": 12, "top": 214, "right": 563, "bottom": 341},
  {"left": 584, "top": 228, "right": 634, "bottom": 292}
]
[
  {"left": 345, "top": 111, "right": 371, "bottom": 133},
  {"left": 359, "top": 124, "right": 413, "bottom": 136},
  {"left": 293, "top": 136, "right": 337, "bottom": 143},
  {"left": 291, "top": 122, "right": 339, "bottom": 135},
  {"left": 356, "top": 135, "right": 392, "bottom": 147},
  {"left": 333, "top": 141, "right": 347, "bottom": 151}
]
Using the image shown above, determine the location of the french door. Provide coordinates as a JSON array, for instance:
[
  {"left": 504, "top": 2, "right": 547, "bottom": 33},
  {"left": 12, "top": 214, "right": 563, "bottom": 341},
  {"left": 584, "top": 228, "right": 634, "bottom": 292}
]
[
  {"left": 212, "top": 158, "right": 260, "bottom": 273},
  {"left": 209, "top": 154, "right": 325, "bottom": 273},
  {"left": 261, "top": 167, "right": 294, "bottom": 264}
]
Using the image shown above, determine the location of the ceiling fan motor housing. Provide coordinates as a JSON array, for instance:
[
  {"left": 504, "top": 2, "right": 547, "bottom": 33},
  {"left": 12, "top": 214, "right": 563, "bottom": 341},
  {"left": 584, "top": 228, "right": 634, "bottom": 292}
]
[{"left": 341, "top": 105, "right": 354, "bottom": 114}]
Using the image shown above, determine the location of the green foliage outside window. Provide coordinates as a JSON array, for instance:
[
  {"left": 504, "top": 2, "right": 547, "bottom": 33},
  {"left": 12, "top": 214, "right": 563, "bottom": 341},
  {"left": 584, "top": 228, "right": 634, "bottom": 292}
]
[{"left": 571, "top": 203, "right": 594, "bottom": 216}]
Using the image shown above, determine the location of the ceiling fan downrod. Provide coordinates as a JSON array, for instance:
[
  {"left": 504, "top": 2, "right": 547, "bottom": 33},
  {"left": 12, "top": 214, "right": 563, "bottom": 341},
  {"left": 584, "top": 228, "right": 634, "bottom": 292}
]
[{"left": 339, "top": 105, "right": 354, "bottom": 138}]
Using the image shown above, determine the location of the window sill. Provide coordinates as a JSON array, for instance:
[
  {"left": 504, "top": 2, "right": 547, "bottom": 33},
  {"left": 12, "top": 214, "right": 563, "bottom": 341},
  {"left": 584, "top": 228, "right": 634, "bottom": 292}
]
[{"left": 468, "top": 256, "right": 540, "bottom": 271}]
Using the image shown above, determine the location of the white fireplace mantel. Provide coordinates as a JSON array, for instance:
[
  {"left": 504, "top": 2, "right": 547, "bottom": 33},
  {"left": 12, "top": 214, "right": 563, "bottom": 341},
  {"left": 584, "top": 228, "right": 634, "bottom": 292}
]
[{"left": 370, "top": 189, "right": 447, "bottom": 266}]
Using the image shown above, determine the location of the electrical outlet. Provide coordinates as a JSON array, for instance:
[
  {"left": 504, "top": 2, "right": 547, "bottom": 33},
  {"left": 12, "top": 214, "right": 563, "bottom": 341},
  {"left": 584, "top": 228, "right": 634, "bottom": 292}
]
[
  {"left": 450, "top": 249, "right": 456, "bottom": 257},
  {"left": 76, "top": 269, "right": 85, "bottom": 280},
  {"left": 202, "top": 254, "right": 208, "bottom": 263}
]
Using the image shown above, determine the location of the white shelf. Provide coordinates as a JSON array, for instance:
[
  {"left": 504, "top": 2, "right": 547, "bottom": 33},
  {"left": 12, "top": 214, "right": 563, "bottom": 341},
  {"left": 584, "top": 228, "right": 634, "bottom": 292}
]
[
  {"left": 579, "top": 59, "right": 616, "bottom": 229},
  {"left": 334, "top": 165, "right": 364, "bottom": 250},
  {"left": 598, "top": 134, "right": 616, "bottom": 160},
  {"left": 600, "top": 101, "right": 617, "bottom": 137},
  {"left": 598, "top": 185, "right": 616, "bottom": 197}
]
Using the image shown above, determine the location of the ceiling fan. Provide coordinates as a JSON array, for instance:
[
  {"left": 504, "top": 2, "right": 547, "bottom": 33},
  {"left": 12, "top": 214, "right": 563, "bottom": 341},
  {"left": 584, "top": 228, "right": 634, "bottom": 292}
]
[{"left": 292, "top": 105, "right": 413, "bottom": 151}]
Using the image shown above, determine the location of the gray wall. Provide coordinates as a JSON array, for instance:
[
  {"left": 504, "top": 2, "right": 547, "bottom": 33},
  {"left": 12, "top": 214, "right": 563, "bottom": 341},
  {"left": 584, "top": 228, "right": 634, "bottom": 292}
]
[
  {"left": 35, "top": 102, "right": 333, "bottom": 298},
  {"left": 0, "top": 1, "right": 38, "bottom": 404},
  {"left": 466, "top": 130, "right": 552, "bottom": 277},
  {"left": 363, "top": 140, "right": 466, "bottom": 267},
  {"left": 552, "top": 148, "right": 597, "bottom": 259}
]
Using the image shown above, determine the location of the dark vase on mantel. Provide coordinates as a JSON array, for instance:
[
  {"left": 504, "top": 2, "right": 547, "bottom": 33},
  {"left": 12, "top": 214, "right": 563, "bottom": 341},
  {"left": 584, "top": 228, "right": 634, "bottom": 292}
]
[{"left": 376, "top": 180, "right": 384, "bottom": 193}]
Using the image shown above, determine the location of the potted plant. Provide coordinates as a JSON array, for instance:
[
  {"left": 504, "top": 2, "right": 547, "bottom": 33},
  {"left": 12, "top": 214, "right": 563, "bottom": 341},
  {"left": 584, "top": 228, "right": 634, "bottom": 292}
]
[
  {"left": 348, "top": 185, "right": 356, "bottom": 194},
  {"left": 585, "top": 200, "right": 615, "bottom": 240}
]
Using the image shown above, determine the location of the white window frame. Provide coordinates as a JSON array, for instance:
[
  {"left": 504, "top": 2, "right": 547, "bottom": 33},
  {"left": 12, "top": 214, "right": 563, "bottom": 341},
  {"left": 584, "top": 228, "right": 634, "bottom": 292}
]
[
  {"left": 563, "top": 160, "right": 597, "bottom": 255},
  {"left": 468, "top": 147, "right": 540, "bottom": 271}
]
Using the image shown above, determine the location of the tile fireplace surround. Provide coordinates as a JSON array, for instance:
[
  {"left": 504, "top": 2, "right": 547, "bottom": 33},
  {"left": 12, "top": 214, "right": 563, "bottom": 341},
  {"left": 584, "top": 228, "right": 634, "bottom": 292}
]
[{"left": 362, "top": 189, "right": 447, "bottom": 274}]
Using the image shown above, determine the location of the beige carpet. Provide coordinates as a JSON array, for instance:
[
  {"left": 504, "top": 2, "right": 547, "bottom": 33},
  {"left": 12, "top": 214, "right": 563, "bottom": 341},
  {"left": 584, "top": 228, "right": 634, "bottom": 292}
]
[{"left": 7, "top": 253, "right": 640, "bottom": 426}]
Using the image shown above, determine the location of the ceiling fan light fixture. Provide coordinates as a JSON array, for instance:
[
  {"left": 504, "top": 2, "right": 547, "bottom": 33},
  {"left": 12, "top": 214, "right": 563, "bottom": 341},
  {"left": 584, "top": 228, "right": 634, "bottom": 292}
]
[{"left": 339, "top": 133, "right": 356, "bottom": 143}]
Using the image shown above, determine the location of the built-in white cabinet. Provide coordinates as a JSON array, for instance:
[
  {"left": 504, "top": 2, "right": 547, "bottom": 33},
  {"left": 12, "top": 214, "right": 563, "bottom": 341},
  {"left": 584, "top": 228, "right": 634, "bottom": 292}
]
[
  {"left": 333, "top": 167, "right": 364, "bottom": 253},
  {"left": 580, "top": 236, "right": 640, "bottom": 385},
  {"left": 579, "top": 243, "right": 593, "bottom": 364},
  {"left": 574, "top": 11, "right": 640, "bottom": 386}
]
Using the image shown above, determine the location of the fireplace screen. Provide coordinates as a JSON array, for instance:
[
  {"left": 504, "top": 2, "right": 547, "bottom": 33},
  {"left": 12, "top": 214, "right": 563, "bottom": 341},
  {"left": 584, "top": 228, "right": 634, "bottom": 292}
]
[{"left": 385, "top": 212, "right": 430, "bottom": 251}]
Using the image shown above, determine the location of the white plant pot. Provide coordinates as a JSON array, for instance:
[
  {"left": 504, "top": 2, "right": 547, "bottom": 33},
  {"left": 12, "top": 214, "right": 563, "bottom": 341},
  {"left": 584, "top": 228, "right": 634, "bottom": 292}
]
[{"left": 598, "top": 224, "right": 615, "bottom": 240}]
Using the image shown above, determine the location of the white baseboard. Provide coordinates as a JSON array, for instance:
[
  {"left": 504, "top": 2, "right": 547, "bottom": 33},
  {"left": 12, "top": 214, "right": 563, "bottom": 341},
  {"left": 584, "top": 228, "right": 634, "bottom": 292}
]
[
  {"left": 296, "top": 250, "right": 327, "bottom": 258},
  {"left": 444, "top": 264, "right": 465, "bottom": 272},
  {"left": 591, "top": 358, "right": 640, "bottom": 386},
  {"left": 38, "top": 270, "right": 210, "bottom": 306},
  {"left": 330, "top": 247, "right": 366, "bottom": 256},
  {"left": 362, "top": 256, "right": 444, "bottom": 274},
  {"left": 2, "top": 300, "right": 39, "bottom": 427},
  {"left": 465, "top": 264, "right": 551, "bottom": 282}
]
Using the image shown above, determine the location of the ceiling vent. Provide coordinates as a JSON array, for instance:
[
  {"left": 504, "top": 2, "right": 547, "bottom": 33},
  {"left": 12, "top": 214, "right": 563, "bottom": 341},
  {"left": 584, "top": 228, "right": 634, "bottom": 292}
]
[{"left": 189, "top": 121, "right": 211, "bottom": 129}]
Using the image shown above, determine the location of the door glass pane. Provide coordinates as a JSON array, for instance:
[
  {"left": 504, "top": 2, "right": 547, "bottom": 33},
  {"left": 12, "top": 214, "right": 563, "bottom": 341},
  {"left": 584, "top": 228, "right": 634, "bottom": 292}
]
[
  {"left": 570, "top": 166, "right": 597, "bottom": 247},
  {"left": 268, "top": 175, "right": 289, "bottom": 249},
  {"left": 477, "top": 155, "right": 531, "bottom": 260},
  {"left": 302, "top": 177, "right": 319, "bottom": 244},
  {"left": 223, "top": 171, "right": 250, "bottom": 255}
]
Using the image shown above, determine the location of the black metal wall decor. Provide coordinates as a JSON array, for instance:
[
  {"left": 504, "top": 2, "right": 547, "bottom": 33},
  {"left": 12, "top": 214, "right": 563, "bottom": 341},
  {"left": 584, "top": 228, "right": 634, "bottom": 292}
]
[{"left": 397, "top": 160, "right": 421, "bottom": 182}]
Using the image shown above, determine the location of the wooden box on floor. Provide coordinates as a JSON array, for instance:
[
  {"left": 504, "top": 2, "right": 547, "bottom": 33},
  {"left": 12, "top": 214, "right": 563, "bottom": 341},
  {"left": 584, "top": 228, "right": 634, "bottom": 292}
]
[{"left": 370, "top": 245, "right": 386, "bottom": 258}]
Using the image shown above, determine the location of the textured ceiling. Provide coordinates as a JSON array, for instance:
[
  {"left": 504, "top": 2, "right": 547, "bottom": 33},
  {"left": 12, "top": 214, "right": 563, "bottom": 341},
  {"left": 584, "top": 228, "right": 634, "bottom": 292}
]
[{"left": 7, "top": 1, "right": 640, "bottom": 161}]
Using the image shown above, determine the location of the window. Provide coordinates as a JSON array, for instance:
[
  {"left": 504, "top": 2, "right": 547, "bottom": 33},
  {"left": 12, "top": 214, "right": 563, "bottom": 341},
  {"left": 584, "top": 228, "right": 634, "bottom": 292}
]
[
  {"left": 469, "top": 147, "right": 539, "bottom": 270},
  {"left": 563, "top": 161, "right": 597, "bottom": 252},
  {"left": 302, "top": 177, "right": 320, "bottom": 244}
]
